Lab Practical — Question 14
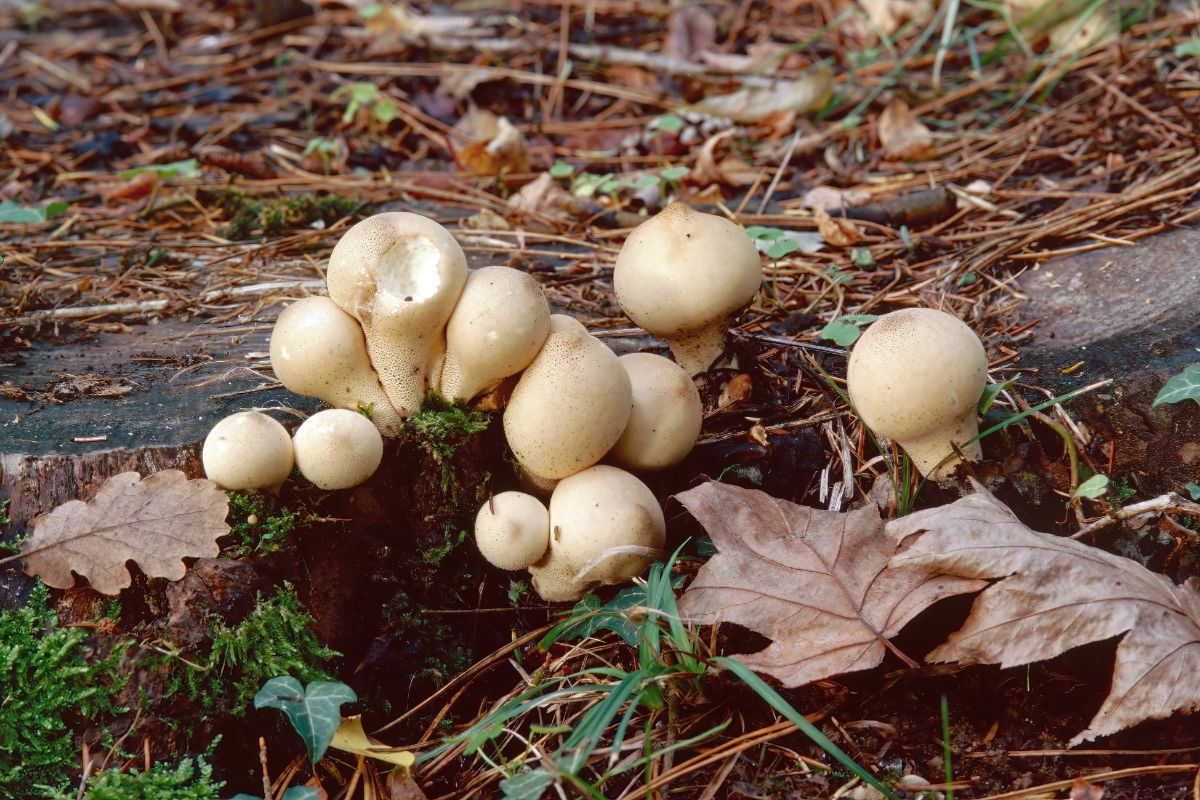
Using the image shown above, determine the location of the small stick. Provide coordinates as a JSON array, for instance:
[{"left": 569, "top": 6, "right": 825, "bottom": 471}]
[
  {"left": 260, "top": 737, "right": 273, "bottom": 800},
  {"left": 1071, "top": 493, "right": 1200, "bottom": 540}
]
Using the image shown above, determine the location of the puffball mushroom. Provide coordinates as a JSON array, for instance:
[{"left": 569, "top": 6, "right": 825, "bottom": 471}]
[
  {"left": 269, "top": 296, "right": 405, "bottom": 437},
  {"left": 474, "top": 492, "right": 550, "bottom": 571},
  {"left": 614, "top": 202, "right": 762, "bottom": 375},
  {"left": 847, "top": 307, "right": 988, "bottom": 481},
  {"left": 528, "top": 465, "right": 666, "bottom": 602},
  {"left": 609, "top": 353, "right": 703, "bottom": 471},
  {"left": 437, "top": 266, "right": 551, "bottom": 403},
  {"left": 326, "top": 212, "right": 468, "bottom": 416},
  {"left": 503, "top": 314, "right": 633, "bottom": 483},
  {"left": 291, "top": 408, "right": 384, "bottom": 490},
  {"left": 202, "top": 411, "right": 294, "bottom": 491}
]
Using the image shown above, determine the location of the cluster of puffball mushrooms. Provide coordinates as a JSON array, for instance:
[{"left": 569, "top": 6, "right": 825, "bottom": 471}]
[{"left": 201, "top": 202, "right": 990, "bottom": 602}]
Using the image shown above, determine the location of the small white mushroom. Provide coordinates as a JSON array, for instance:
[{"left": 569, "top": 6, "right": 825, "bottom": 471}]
[
  {"left": 847, "top": 307, "right": 988, "bottom": 481},
  {"left": 326, "top": 212, "right": 468, "bottom": 415},
  {"left": 503, "top": 315, "right": 633, "bottom": 483},
  {"left": 528, "top": 465, "right": 666, "bottom": 602},
  {"left": 474, "top": 492, "right": 550, "bottom": 571},
  {"left": 202, "top": 411, "right": 294, "bottom": 491},
  {"left": 437, "top": 266, "right": 551, "bottom": 403},
  {"left": 609, "top": 353, "right": 703, "bottom": 471},
  {"left": 291, "top": 408, "right": 384, "bottom": 490},
  {"left": 269, "top": 296, "right": 405, "bottom": 437},
  {"left": 614, "top": 202, "right": 762, "bottom": 375}
]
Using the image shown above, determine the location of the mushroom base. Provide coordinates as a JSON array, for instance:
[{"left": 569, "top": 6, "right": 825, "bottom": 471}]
[
  {"left": 668, "top": 322, "right": 733, "bottom": 377},
  {"left": 896, "top": 410, "right": 983, "bottom": 482}
]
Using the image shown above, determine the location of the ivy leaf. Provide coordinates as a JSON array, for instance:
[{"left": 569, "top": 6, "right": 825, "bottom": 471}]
[
  {"left": 231, "top": 789, "right": 320, "bottom": 800},
  {"left": 1074, "top": 474, "right": 1109, "bottom": 499},
  {"left": 254, "top": 677, "right": 358, "bottom": 764},
  {"left": 1153, "top": 364, "right": 1200, "bottom": 407}
]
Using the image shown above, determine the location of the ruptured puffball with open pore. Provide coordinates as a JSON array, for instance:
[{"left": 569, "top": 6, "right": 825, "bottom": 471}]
[
  {"left": 325, "top": 212, "right": 468, "bottom": 416},
  {"left": 202, "top": 411, "right": 295, "bottom": 491},
  {"left": 847, "top": 307, "right": 988, "bottom": 481},
  {"left": 614, "top": 202, "right": 762, "bottom": 375},
  {"left": 292, "top": 408, "right": 384, "bottom": 490}
]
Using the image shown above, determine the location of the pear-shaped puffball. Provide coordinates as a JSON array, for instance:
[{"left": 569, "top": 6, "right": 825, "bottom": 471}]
[
  {"left": 292, "top": 409, "right": 384, "bottom": 490},
  {"left": 503, "top": 315, "right": 633, "bottom": 482},
  {"left": 614, "top": 202, "right": 762, "bottom": 375},
  {"left": 269, "top": 296, "right": 405, "bottom": 436},
  {"left": 326, "top": 212, "right": 468, "bottom": 416},
  {"left": 474, "top": 492, "right": 550, "bottom": 570},
  {"left": 437, "top": 266, "right": 551, "bottom": 403},
  {"left": 202, "top": 411, "right": 294, "bottom": 490},
  {"left": 847, "top": 307, "right": 988, "bottom": 481},
  {"left": 609, "top": 353, "right": 702, "bottom": 470},
  {"left": 528, "top": 465, "right": 666, "bottom": 602}
]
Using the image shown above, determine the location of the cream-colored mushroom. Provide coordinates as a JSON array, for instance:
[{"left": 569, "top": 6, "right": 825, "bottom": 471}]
[
  {"left": 269, "top": 296, "right": 405, "bottom": 437},
  {"left": 609, "top": 353, "right": 703, "bottom": 471},
  {"left": 291, "top": 408, "right": 384, "bottom": 490},
  {"left": 614, "top": 202, "right": 762, "bottom": 375},
  {"left": 528, "top": 465, "right": 666, "bottom": 602},
  {"left": 326, "top": 212, "right": 468, "bottom": 415},
  {"left": 474, "top": 492, "right": 550, "bottom": 571},
  {"left": 437, "top": 266, "right": 551, "bottom": 403},
  {"left": 503, "top": 315, "right": 633, "bottom": 483},
  {"left": 846, "top": 307, "right": 988, "bottom": 481},
  {"left": 202, "top": 411, "right": 294, "bottom": 491}
]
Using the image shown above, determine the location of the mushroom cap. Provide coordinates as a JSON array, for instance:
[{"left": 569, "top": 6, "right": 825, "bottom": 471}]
[
  {"left": 474, "top": 491, "right": 550, "bottom": 571},
  {"left": 609, "top": 353, "right": 703, "bottom": 471},
  {"left": 438, "top": 266, "right": 551, "bottom": 403},
  {"left": 292, "top": 408, "right": 384, "bottom": 490},
  {"left": 503, "top": 315, "right": 633, "bottom": 481},
  {"left": 269, "top": 296, "right": 405, "bottom": 436},
  {"left": 847, "top": 308, "right": 988, "bottom": 473},
  {"left": 202, "top": 411, "right": 294, "bottom": 490},
  {"left": 613, "top": 202, "right": 761, "bottom": 339},
  {"left": 325, "top": 212, "right": 468, "bottom": 415},
  {"left": 542, "top": 465, "right": 666, "bottom": 588}
]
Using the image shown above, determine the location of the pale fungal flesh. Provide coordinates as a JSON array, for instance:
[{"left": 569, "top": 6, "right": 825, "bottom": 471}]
[
  {"left": 847, "top": 307, "right": 988, "bottom": 481},
  {"left": 291, "top": 408, "right": 384, "bottom": 490},
  {"left": 609, "top": 353, "right": 703, "bottom": 471},
  {"left": 269, "top": 296, "right": 405, "bottom": 437},
  {"left": 473, "top": 492, "right": 550, "bottom": 571},
  {"left": 326, "top": 212, "right": 468, "bottom": 416},
  {"left": 202, "top": 411, "right": 294, "bottom": 491},
  {"left": 527, "top": 465, "right": 666, "bottom": 602},
  {"left": 503, "top": 315, "right": 633, "bottom": 483},
  {"left": 437, "top": 266, "right": 551, "bottom": 403},
  {"left": 614, "top": 202, "right": 762, "bottom": 375}
]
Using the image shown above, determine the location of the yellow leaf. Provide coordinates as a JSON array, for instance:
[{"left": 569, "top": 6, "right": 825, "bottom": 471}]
[{"left": 329, "top": 716, "right": 416, "bottom": 770}]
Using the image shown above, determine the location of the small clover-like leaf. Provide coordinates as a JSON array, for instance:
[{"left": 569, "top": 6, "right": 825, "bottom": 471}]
[
  {"left": 1074, "top": 474, "right": 1109, "bottom": 499},
  {"left": 254, "top": 677, "right": 357, "bottom": 764},
  {"left": 1153, "top": 364, "right": 1200, "bottom": 408},
  {"left": 820, "top": 314, "right": 879, "bottom": 347}
]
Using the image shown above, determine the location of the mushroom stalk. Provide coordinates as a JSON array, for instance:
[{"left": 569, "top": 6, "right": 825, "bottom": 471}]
[{"left": 326, "top": 212, "right": 468, "bottom": 416}]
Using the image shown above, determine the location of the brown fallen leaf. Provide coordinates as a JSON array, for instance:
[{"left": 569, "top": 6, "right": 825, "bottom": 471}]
[
  {"left": 683, "top": 67, "right": 833, "bottom": 123},
  {"left": 507, "top": 173, "right": 577, "bottom": 220},
  {"left": 676, "top": 481, "right": 984, "bottom": 687},
  {"left": 878, "top": 98, "right": 934, "bottom": 160},
  {"left": 20, "top": 470, "right": 230, "bottom": 595},
  {"left": 803, "top": 185, "right": 872, "bottom": 212},
  {"left": 814, "top": 206, "right": 863, "bottom": 247},
  {"left": 889, "top": 481, "right": 1200, "bottom": 745},
  {"left": 453, "top": 110, "right": 530, "bottom": 176}
]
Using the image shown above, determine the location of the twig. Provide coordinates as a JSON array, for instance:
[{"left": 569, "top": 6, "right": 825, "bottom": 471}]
[{"left": 1070, "top": 493, "right": 1200, "bottom": 540}]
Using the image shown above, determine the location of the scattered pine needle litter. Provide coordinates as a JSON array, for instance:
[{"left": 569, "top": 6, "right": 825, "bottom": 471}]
[{"left": 3, "top": 0, "right": 1200, "bottom": 798}]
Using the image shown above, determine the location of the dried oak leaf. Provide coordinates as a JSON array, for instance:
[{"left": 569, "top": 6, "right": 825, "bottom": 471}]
[
  {"left": 676, "top": 481, "right": 984, "bottom": 687},
  {"left": 21, "top": 470, "right": 229, "bottom": 595},
  {"left": 889, "top": 481, "right": 1200, "bottom": 745}
]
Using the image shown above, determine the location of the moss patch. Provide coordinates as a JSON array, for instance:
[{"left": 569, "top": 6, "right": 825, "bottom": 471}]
[{"left": 217, "top": 192, "right": 364, "bottom": 240}]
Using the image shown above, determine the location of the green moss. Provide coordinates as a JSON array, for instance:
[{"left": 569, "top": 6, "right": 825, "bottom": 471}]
[
  {"left": 0, "top": 584, "right": 124, "bottom": 795},
  {"left": 407, "top": 399, "right": 491, "bottom": 499},
  {"left": 44, "top": 755, "right": 223, "bottom": 800},
  {"left": 217, "top": 192, "right": 363, "bottom": 240},
  {"left": 224, "top": 493, "right": 306, "bottom": 558},
  {"left": 180, "top": 584, "right": 338, "bottom": 716}
]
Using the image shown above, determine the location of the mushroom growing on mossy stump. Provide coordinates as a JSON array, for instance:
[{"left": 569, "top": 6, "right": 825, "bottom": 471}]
[
  {"left": 202, "top": 411, "right": 295, "bottom": 491},
  {"left": 614, "top": 202, "right": 762, "bottom": 376},
  {"left": 847, "top": 307, "right": 989, "bottom": 481}
]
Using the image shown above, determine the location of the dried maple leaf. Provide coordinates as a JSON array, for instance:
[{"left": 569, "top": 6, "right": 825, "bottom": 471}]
[
  {"left": 20, "top": 470, "right": 229, "bottom": 595},
  {"left": 889, "top": 482, "right": 1200, "bottom": 745},
  {"left": 676, "top": 481, "right": 984, "bottom": 687}
]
